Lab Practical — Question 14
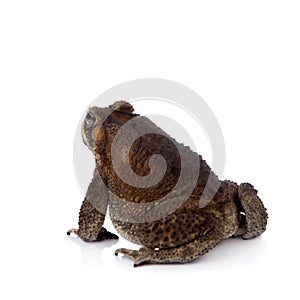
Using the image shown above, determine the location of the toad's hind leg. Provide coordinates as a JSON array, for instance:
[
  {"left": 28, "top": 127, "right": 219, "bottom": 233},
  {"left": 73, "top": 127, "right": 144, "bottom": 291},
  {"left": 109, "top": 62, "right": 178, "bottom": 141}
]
[
  {"left": 115, "top": 231, "right": 222, "bottom": 267},
  {"left": 237, "top": 183, "right": 268, "bottom": 239}
]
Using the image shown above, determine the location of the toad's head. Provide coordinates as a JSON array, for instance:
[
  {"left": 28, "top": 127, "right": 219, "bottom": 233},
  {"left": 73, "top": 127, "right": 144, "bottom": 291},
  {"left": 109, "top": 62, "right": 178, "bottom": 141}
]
[{"left": 81, "top": 101, "right": 135, "bottom": 154}]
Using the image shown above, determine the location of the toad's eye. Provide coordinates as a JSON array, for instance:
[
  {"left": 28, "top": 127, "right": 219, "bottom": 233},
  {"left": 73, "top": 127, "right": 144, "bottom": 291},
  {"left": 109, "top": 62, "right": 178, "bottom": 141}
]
[{"left": 85, "top": 112, "right": 95, "bottom": 126}]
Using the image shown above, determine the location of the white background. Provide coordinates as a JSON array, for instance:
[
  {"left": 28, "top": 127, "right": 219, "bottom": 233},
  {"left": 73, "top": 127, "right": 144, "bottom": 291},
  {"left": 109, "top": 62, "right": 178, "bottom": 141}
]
[{"left": 0, "top": 1, "right": 299, "bottom": 299}]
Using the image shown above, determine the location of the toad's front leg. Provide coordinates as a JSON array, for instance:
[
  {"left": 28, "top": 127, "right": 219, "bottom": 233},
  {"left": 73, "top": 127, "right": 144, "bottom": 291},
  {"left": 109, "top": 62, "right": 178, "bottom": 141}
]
[{"left": 67, "top": 168, "right": 118, "bottom": 242}]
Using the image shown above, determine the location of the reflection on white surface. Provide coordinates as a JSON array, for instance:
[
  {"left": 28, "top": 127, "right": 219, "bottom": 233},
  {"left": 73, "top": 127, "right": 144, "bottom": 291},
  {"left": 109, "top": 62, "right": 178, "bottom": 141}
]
[
  {"left": 68, "top": 235, "right": 119, "bottom": 271},
  {"left": 67, "top": 231, "right": 267, "bottom": 273}
]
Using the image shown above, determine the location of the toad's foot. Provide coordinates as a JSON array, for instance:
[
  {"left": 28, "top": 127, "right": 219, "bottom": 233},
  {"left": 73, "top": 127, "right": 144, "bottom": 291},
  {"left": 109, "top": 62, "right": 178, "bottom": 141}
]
[
  {"left": 67, "top": 227, "right": 118, "bottom": 242},
  {"left": 115, "top": 247, "right": 155, "bottom": 267}
]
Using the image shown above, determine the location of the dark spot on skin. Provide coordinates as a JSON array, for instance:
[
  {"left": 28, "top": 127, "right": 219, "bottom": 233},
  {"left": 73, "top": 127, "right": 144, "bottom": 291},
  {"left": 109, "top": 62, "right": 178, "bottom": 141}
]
[
  {"left": 170, "top": 232, "right": 176, "bottom": 239},
  {"left": 157, "top": 229, "right": 163, "bottom": 235},
  {"left": 152, "top": 223, "right": 158, "bottom": 231},
  {"left": 176, "top": 220, "right": 182, "bottom": 226}
]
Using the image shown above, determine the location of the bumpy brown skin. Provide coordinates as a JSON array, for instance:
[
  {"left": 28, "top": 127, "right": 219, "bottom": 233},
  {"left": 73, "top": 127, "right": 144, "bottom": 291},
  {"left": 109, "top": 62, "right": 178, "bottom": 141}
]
[{"left": 68, "top": 101, "right": 268, "bottom": 267}]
